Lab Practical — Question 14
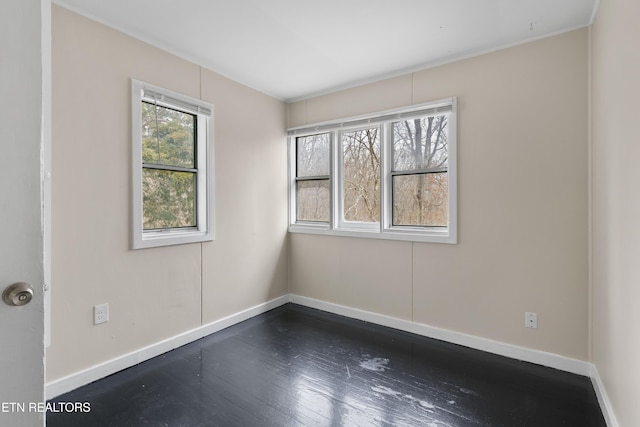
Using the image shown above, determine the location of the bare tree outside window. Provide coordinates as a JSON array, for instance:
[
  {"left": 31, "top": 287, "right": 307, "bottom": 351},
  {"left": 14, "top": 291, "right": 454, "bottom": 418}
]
[
  {"left": 296, "top": 133, "right": 330, "bottom": 222},
  {"left": 392, "top": 114, "right": 449, "bottom": 226},
  {"left": 288, "top": 99, "right": 456, "bottom": 243},
  {"left": 342, "top": 128, "right": 380, "bottom": 223}
]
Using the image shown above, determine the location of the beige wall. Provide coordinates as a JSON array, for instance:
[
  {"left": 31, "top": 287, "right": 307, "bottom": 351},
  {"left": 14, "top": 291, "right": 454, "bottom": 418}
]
[
  {"left": 200, "top": 68, "right": 289, "bottom": 321},
  {"left": 47, "top": 6, "right": 287, "bottom": 381},
  {"left": 288, "top": 29, "right": 589, "bottom": 360},
  {"left": 591, "top": 0, "right": 640, "bottom": 425}
]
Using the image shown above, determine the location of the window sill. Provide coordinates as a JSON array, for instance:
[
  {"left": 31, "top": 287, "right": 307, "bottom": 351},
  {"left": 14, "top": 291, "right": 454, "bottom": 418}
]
[
  {"left": 288, "top": 223, "right": 456, "bottom": 244},
  {"left": 132, "top": 229, "right": 214, "bottom": 250}
]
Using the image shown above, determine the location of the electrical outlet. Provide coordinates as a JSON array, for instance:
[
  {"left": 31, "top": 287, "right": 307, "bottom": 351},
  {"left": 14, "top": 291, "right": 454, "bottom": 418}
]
[
  {"left": 94, "top": 303, "right": 109, "bottom": 325},
  {"left": 525, "top": 312, "right": 537, "bottom": 329}
]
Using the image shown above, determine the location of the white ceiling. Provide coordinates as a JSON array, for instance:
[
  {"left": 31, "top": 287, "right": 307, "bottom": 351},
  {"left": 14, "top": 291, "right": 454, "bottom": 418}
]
[{"left": 53, "top": 0, "right": 598, "bottom": 102}]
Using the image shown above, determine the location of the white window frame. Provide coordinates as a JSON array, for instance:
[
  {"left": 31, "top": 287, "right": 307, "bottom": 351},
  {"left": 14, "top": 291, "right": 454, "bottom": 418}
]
[
  {"left": 131, "top": 79, "right": 215, "bottom": 249},
  {"left": 337, "top": 125, "right": 382, "bottom": 232},
  {"left": 288, "top": 97, "right": 457, "bottom": 244}
]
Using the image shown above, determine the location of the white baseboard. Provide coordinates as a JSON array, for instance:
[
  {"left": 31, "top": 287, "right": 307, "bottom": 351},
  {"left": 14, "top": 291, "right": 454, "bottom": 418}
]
[
  {"left": 289, "top": 294, "right": 592, "bottom": 377},
  {"left": 47, "top": 292, "right": 616, "bottom": 426},
  {"left": 290, "top": 295, "right": 621, "bottom": 426},
  {"left": 590, "top": 365, "right": 619, "bottom": 427},
  {"left": 45, "top": 295, "right": 290, "bottom": 400}
]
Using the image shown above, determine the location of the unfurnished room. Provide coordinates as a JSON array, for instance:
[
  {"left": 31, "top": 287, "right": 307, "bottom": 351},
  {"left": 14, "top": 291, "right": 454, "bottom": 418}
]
[{"left": 0, "top": 0, "right": 638, "bottom": 426}]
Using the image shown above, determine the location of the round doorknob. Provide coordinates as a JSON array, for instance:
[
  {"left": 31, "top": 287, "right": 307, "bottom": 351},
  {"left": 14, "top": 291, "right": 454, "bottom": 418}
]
[{"left": 2, "top": 282, "right": 34, "bottom": 306}]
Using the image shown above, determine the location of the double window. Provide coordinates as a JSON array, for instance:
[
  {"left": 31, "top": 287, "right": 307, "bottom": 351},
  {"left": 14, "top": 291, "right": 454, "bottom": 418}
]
[
  {"left": 289, "top": 98, "right": 456, "bottom": 243},
  {"left": 131, "top": 80, "right": 214, "bottom": 249}
]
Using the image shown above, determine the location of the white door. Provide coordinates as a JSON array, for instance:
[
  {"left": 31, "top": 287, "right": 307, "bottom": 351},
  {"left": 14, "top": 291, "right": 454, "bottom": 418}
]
[{"left": 0, "top": 0, "right": 48, "bottom": 426}]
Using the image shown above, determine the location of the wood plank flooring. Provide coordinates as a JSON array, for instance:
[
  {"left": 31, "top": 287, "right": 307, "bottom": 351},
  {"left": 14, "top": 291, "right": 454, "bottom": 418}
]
[{"left": 47, "top": 304, "right": 606, "bottom": 426}]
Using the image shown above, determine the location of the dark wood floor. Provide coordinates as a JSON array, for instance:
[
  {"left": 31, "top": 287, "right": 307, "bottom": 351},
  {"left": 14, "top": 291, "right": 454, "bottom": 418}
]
[{"left": 48, "top": 304, "right": 606, "bottom": 426}]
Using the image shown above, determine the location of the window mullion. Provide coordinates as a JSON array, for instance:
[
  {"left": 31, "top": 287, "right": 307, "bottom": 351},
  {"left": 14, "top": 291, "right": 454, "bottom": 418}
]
[
  {"left": 337, "top": 129, "right": 345, "bottom": 229},
  {"left": 380, "top": 123, "right": 389, "bottom": 233},
  {"left": 330, "top": 130, "right": 339, "bottom": 231}
]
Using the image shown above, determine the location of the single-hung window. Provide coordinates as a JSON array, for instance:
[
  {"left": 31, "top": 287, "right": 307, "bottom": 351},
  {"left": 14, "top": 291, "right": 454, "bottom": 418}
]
[
  {"left": 131, "top": 80, "right": 214, "bottom": 249},
  {"left": 295, "top": 133, "right": 330, "bottom": 223},
  {"left": 391, "top": 114, "right": 449, "bottom": 227}
]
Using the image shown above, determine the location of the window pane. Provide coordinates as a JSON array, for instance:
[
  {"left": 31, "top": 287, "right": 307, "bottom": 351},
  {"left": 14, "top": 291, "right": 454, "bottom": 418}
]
[
  {"left": 342, "top": 128, "right": 380, "bottom": 223},
  {"left": 142, "top": 102, "right": 196, "bottom": 168},
  {"left": 393, "top": 173, "right": 448, "bottom": 227},
  {"left": 392, "top": 115, "right": 448, "bottom": 171},
  {"left": 143, "top": 168, "right": 196, "bottom": 229},
  {"left": 296, "top": 180, "right": 330, "bottom": 222},
  {"left": 297, "top": 133, "right": 330, "bottom": 177}
]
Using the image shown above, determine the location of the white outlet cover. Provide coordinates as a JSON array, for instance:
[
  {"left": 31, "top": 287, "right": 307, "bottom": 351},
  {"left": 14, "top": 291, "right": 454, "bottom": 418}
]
[
  {"left": 94, "top": 303, "right": 109, "bottom": 325},
  {"left": 525, "top": 312, "right": 537, "bottom": 329}
]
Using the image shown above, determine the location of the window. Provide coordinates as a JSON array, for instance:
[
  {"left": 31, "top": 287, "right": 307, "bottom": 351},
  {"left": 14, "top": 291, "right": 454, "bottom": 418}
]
[
  {"left": 391, "top": 116, "right": 449, "bottom": 227},
  {"left": 295, "top": 133, "right": 330, "bottom": 222},
  {"left": 340, "top": 127, "right": 380, "bottom": 228},
  {"left": 131, "top": 80, "right": 214, "bottom": 249},
  {"left": 288, "top": 98, "right": 456, "bottom": 243}
]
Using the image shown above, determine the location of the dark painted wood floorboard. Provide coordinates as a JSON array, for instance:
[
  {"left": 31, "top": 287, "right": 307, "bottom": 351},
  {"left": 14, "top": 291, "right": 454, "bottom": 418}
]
[{"left": 47, "top": 304, "right": 606, "bottom": 427}]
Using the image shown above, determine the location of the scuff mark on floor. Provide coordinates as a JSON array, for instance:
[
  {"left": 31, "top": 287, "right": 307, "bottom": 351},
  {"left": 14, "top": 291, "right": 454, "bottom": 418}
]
[
  {"left": 360, "top": 357, "right": 390, "bottom": 372},
  {"left": 371, "top": 385, "right": 403, "bottom": 398},
  {"left": 419, "top": 400, "right": 435, "bottom": 410},
  {"left": 370, "top": 385, "right": 437, "bottom": 414},
  {"left": 459, "top": 387, "right": 480, "bottom": 396}
]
